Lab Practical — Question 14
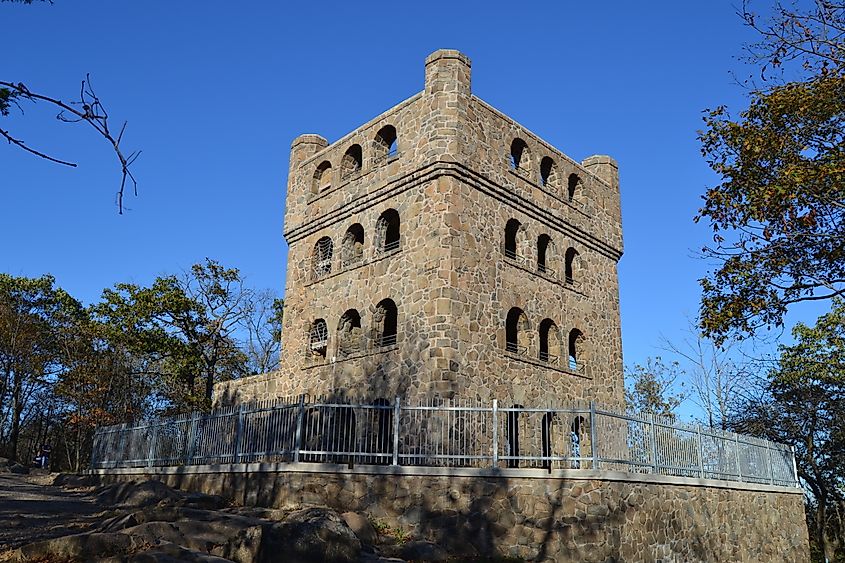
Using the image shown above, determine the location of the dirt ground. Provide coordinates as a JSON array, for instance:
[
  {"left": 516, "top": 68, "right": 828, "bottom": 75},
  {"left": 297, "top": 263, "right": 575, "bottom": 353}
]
[{"left": 0, "top": 473, "right": 105, "bottom": 551}]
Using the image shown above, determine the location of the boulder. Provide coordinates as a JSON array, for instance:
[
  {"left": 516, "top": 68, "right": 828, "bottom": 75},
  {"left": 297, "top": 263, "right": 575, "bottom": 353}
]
[
  {"left": 268, "top": 507, "right": 361, "bottom": 563},
  {"left": 8, "top": 463, "right": 29, "bottom": 474},
  {"left": 399, "top": 540, "right": 448, "bottom": 562},
  {"left": 53, "top": 473, "right": 99, "bottom": 488},
  {"left": 8, "top": 532, "right": 144, "bottom": 562},
  {"left": 96, "top": 480, "right": 182, "bottom": 508},
  {"left": 341, "top": 511, "right": 379, "bottom": 545}
]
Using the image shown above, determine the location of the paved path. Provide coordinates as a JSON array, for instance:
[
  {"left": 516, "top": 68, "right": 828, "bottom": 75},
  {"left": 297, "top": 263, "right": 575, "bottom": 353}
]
[{"left": 0, "top": 473, "right": 105, "bottom": 551}]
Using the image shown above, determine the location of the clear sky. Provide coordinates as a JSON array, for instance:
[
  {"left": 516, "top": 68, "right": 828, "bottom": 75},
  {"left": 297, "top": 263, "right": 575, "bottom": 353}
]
[{"left": 0, "top": 1, "right": 821, "bottom": 376}]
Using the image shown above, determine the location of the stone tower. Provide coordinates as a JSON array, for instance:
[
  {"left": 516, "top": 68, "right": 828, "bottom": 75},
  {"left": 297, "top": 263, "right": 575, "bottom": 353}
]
[{"left": 217, "top": 50, "right": 624, "bottom": 409}]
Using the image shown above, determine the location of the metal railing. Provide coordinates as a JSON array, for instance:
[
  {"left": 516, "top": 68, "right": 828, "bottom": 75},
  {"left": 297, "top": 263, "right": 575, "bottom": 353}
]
[{"left": 91, "top": 397, "right": 799, "bottom": 488}]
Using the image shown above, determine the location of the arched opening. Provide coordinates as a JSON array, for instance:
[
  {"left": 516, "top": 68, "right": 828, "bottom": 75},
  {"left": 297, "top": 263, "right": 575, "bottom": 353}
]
[
  {"left": 537, "top": 234, "right": 552, "bottom": 274},
  {"left": 374, "top": 125, "right": 398, "bottom": 164},
  {"left": 507, "top": 404, "right": 523, "bottom": 468},
  {"left": 340, "top": 144, "right": 363, "bottom": 180},
  {"left": 309, "top": 319, "right": 328, "bottom": 359},
  {"left": 571, "top": 416, "right": 585, "bottom": 469},
  {"left": 567, "top": 173, "right": 582, "bottom": 202},
  {"left": 505, "top": 307, "right": 529, "bottom": 355},
  {"left": 376, "top": 209, "right": 401, "bottom": 253},
  {"left": 337, "top": 309, "right": 363, "bottom": 358},
  {"left": 504, "top": 218, "right": 521, "bottom": 259},
  {"left": 374, "top": 298, "right": 398, "bottom": 347},
  {"left": 373, "top": 398, "right": 393, "bottom": 465},
  {"left": 568, "top": 328, "right": 584, "bottom": 372},
  {"left": 565, "top": 247, "right": 579, "bottom": 284},
  {"left": 341, "top": 223, "right": 365, "bottom": 268},
  {"left": 509, "top": 138, "right": 531, "bottom": 174},
  {"left": 538, "top": 318, "right": 561, "bottom": 365},
  {"left": 312, "top": 236, "right": 333, "bottom": 280},
  {"left": 541, "top": 412, "right": 555, "bottom": 470},
  {"left": 540, "top": 157, "right": 559, "bottom": 190},
  {"left": 312, "top": 160, "right": 333, "bottom": 193}
]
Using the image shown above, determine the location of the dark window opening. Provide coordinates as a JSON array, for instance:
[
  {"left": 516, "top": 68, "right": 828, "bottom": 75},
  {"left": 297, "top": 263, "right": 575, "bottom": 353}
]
[
  {"left": 312, "top": 160, "right": 333, "bottom": 194},
  {"left": 374, "top": 125, "right": 398, "bottom": 164},
  {"left": 510, "top": 138, "right": 530, "bottom": 173},
  {"left": 537, "top": 234, "right": 552, "bottom": 274},
  {"left": 377, "top": 209, "right": 401, "bottom": 253},
  {"left": 539, "top": 318, "right": 560, "bottom": 365},
  {"left": 540, "top": 156, "right": 559, "bottom": 189},
  {"left": 505, "top": 307, "right": 528, "bottom": 355},
  {"left": 337, "top": 309, "right": 363, "bottom": 358},
  {"left": 565, "top": 247, "right": 578, "bottom": 284},
  {"left": 504, "top": 219, "right": 521, "bottom": 260},
  {"left": 309, "top": 319, "right": 328, "bottom": 358},
  {"left": 375, "top": 298, "right": 398, "bottom": 347},
  {"left": 567, "top": 173, "right": 581, "bottom": 202},
  {"left": 568, "top": 328, "right": 584, "bottom": 371},
  {"left": 341, "top": 144, "right": 363, "bottom": 180},
  {"left": 341, "top": 224, "right": 365, "bottom": 268}
]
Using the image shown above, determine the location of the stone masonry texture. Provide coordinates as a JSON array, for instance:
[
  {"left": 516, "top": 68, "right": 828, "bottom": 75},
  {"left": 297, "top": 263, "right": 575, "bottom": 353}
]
[
  {"left": 215, "top": 49, "right": 624, "bottom": 409},
  {"left": 101, "top": 470, "right": 810, "bottom": 563}
]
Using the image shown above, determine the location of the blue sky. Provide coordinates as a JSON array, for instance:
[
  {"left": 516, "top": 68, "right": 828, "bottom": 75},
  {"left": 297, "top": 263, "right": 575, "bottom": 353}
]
[{"left": 1, "top": 1, "right": 822, "bottom": 380}]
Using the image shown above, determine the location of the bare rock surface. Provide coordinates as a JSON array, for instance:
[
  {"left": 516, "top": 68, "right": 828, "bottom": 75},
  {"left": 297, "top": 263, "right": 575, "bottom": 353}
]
[{"left": 0, "top": 474, "right": 475, "bottom": 563}]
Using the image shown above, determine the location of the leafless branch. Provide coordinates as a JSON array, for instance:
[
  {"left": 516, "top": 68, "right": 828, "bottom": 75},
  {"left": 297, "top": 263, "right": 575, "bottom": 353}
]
[{"left": 0, "top": 76, "right": 139, "bottom": 214}]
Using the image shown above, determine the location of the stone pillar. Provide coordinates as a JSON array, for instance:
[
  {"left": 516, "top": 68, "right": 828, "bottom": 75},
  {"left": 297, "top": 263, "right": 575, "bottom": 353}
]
[{"left": 424, "top": 49, "right": 472, "bottom": 96}]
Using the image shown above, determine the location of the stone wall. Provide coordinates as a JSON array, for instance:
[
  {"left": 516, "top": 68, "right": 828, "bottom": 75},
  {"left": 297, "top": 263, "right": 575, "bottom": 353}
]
[
  {"left": 215, "top": 49, "right": 625, "bottom": 409},
  {"left": 97, "top": 465, "right": 809, "bottom": 562}
]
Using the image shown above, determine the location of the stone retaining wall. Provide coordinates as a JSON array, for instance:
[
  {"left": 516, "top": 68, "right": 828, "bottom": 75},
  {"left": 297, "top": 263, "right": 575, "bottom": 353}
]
[{"left": 95, "top": 465, "right": 809, "bottom": 562}]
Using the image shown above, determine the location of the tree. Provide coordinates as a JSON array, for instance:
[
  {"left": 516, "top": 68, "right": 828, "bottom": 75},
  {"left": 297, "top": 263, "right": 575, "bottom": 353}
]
[
  {"left": 0, "top": 274, "right": 82, "bottom": 462},
  {"left": 624, "top": 357, "right": 686, "bottom": 421},
  {"left": 697, "top": 1, "right": 845, "bottom": 343},
  {"left": 96, "top": 259, "right": 251, "bottom": 411},
  {"left": 731, "top": 298, "right": 845, "bottom": 562},
  {"left": 244, "top": 292, "right": 283, "bottom": 375}
]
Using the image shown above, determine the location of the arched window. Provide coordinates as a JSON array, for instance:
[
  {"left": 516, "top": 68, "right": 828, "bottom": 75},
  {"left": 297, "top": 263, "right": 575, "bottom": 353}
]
[
  {"left": 538, "top": 318, "right": 562, "bottom": 365},
  {"left": 312, "top": 161, "right": 333, "bottom": 194},
  {"left": 537, "top": 234, "right": 552, "bottom": 275},
  {"left": 505, "top": 307, "right": 529, "bottom": 355},
  {"left": 309, "top": 319, "right": 328, "bottom": 358},
  {"left": 567, "top": 173, "right": 582, "bottom": 202},
  {"left": 312, "top": 236, "right": 333, "bottom": 280},
  {"left": 504, "top": 219, "right": 521, "bottom": 259},
  {"left": 509, "top": 138, "right": 531, "bottom": 175},
  {"left": 341, "top": 144, "right": 363, "bottom": 180},
  {"left": 568, "top": 328, "right": 585, "bottom": 372},
  {"left": 376, "top": 209, "right": 400, "bottom": 253},
  {"left": 540, "top": 157, "right": 559, "bottom": 190},
  {"left": 565, "top": 247, "right": 579, "bottom": 284},
  {"left": 337, "top": 309, "right": 363, "bottom": 358},
  {"left": 374, "top": 125, "right": 398, "bottom": 164},
  {"left": 373, "top": 398, "right": 393, "bottom": 465},
  {"left": 506, "top": 404, "right": 523, "bottom": 468},
  {"left": 374, "top": 298, "right": 398, "bottom": 347},
  {"left": 541, "top": 412, "right": 555, "bottom": 470},
  {"left": 341, "top": 224, "right": 365, "bottom": 268}
]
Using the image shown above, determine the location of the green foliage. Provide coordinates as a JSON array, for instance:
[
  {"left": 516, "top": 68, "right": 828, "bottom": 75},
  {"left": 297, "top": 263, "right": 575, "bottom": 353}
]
[
  {"left": 624, "top": 357, "right": 686, "bottom": 421},
  {"left": 697, "top": 74, "right": 845, "bottom": 343},
  {"left": 732, "top": 298, "right": 845, "bottom": 562}
]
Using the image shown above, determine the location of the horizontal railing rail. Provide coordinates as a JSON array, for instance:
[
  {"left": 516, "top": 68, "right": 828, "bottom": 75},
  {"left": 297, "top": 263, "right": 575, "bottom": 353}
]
[{"left": 91, "top": 397, "right": 799, "bottom": 488}]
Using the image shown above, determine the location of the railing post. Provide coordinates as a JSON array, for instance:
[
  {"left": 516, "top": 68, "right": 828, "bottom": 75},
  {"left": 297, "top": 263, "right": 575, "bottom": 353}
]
[
  {"left": 116, "top": 425, "right": 128, "bottom": 469},
  {"left": 734, "top": 433, "right": 743, "bottom": 482},
  {"left": 147, "top": 422, "right": 159, "bottom": 468},
  {"left": 89, "top": 428, "right": 100, "bottom": 469},
  {"left": 293, "top": 394, "right": 305, "bottom": 463},
  {"left": 765, "top": 440, "right": 775, "bottom": 485},
  {"left": 790, "top": 445, "right": 799, "bottom": 488},
  {"left": 233, "top": 405, "right": 245, "bottom": 464},
  {"left": 185, "top": 413, "right": 200, "bottom": 466},
  {"left": 492, "top": 399, "right": 499, "bottom": 468},
  {"left": 696, "top": 424, "right": 705, "bottom": 479},
  {"left": 589, "top": 402, "right": 599, "bottom": 470},
  {"left": 649, "top": 413, "right": 658, "bottom": 474},
  {"left": 391, "top": 396, "right": 400, "bottom": 466}
]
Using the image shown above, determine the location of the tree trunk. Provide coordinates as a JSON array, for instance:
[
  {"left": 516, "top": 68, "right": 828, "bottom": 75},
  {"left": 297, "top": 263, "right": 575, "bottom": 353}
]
[{"left": 9, "top": 371, "right": 23, "bottom": 463}]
